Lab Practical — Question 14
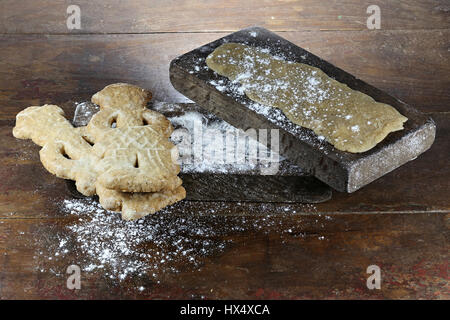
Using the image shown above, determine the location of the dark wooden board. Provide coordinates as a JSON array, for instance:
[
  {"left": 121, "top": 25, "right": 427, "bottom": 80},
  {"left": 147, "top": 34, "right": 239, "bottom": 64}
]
[
  {"left": 179, "top": 174, "right": 331, "bottom": 203},
  {"left": 1, "top": 0, "right": 449, "bottom": 33},
  {"left": 170, "top": 27, "right": 436, "bottom": 193},
  {"left": 0, "top": 212, "right": 448, "bottom": 299}
]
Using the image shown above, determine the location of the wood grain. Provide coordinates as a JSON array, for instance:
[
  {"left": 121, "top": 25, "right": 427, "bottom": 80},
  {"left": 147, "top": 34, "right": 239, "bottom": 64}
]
[
  {"left": 0, "top": 30, "right": 449, "bottom": 121},
  {"left": 0, "top": 0, "right": 448, "bottom": 33},
  {"left": 0, "top": 212, "right": 447, "bottom": 299}
]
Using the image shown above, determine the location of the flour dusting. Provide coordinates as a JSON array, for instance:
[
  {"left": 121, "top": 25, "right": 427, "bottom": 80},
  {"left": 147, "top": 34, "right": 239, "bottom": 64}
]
[
  {"left": 34, "top": 198, "right": 320, "bottom": 282},
  {"left": 168, "top": 110, "right": 284, "bottom": 174}
]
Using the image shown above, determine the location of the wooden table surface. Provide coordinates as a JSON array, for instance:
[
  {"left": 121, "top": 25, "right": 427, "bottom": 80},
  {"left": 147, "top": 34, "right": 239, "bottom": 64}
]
[{"left": 0, "top": 1, "right": 449, "bottom": 299}]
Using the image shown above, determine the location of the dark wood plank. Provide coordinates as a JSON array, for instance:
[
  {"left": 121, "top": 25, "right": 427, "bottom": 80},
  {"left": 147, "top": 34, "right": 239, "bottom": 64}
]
[
  {"left": 1, "top": 112, "right": 448, "bottom": 218},
  {"left": 0, "top": 0, "right": 448, "bottom": 33},
  {"left": 0, "top": 212, "right": 447, "bottom": 299},
  {"left": 178, "top": 174, "right": 332, "bottom": 203},
  {"left": 0, "top": 31, "right": 448, "bottom": 122}
]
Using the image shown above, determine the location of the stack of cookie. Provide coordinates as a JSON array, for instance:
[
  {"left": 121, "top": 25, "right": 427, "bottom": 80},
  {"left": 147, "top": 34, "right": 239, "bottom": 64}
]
[{"left": 13, "top": 83, "right": 186, "bottom": 220}]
